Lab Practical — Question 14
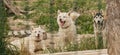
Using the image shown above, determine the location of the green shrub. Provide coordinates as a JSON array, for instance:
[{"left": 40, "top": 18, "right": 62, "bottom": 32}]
[
  {"left": 0, "top": 1, "right": 19, "bottom": 55},
  {"left": 43, "top": 37, "right": 105, "bottom": 53},
  {"left": 29, "top": 0, "right": 105, "bottom": 33},
  {"left": 76, "top": 14, "right": 94, "bottom": 34},
  {"left": 4, "top": 0, "right": 106, "bottom": 54}
]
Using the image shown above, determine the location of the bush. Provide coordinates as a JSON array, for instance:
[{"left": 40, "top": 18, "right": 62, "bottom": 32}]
[
  {"left": 0, "top": 1, "right": 19, "bottom": 55},
  {"left": 29, "top": 0, "right": 105, "bottom": 33}
]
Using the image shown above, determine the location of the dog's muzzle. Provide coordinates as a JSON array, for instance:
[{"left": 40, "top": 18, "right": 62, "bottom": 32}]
[
  {"left": 35, "top": 34, "right": 41, "bottom": 42},
  {"left": 97, "top": 20, "right": 103, "bottom": 25},
  {"left": 98, "top": 21, "right": 100, "bottom": 24},
  {"left": 60, "top": 19, "right": 66, "bottom": 26},
  {"left": 37, "top": 34, "right": 40, "bottom": 38}
]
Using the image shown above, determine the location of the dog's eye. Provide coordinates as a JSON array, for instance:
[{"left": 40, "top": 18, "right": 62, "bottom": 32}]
[
  {"left": 95, "top": 16, "right": 98, "bottom": 18},
  {"left": 59, "top": 16, "right": 61, "bottom": 18},
  {"left": 63, "top": 16, "right": 66, "bottom": 18}
]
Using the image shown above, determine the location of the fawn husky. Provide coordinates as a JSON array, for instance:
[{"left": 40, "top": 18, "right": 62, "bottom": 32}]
[{"left": 10, "top": 26, "right": 47, "bottom": 55}]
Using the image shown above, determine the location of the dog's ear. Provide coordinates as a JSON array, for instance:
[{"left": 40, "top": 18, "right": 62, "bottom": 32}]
[
  {"left": 38, "top": 26, "right": 41, "bottom": 29},
  {"left": 43, "top": 32, "right": 47, "bottom": 40},
  {"left": 31, "top": 26, "right": 34, "bottom": 30},
  {"left": 100, "top": 9, "right": 107, "bottom": 20},
  {"left": 100, "top": 9, "right": 105, "bottom": 17},
  {"left": 69, "top": 11, "right": 80, "bottom": 21},
  {"left": 57, "top": 10, "right": 61, "bottom": 14},
  {"left": 68, "top": 10, "right": 73, "bottom": 16},
  {"left": 99, "top": 9, "right": 103, "bottom": 14}
]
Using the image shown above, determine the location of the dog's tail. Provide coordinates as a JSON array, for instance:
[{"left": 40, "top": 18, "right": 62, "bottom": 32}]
[{"left": 8, "top": 30, "right": 31, "bottom": 37}]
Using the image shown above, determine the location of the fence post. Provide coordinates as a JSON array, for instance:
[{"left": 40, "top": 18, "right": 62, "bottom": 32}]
[
  {"left": 49, "top": 0, "right": 55, "bottom": 53},
  {"left": 0, "top": 0, "right": 7, "bottom": 55}
]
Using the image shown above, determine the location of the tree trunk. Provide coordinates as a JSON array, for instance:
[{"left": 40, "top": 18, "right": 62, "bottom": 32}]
[
  {"left": 3, "top": 0, "right": 25, "bottom": 16},
  {"left": 106, "top": 0, "right": 120, "bottom": 55}
]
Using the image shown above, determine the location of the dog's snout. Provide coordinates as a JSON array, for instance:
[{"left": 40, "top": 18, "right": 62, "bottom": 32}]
[
  {"left": 60, "top": 19, "right": 62, "bottom": 21},
  {"left": 36, "top": 34, "right": 40, "bottom": 38},
  {"left": 98, "top": 21, "right": 100, "bottom": 23},
  {"left": 38, "top": 34, "right": 40, "bottom": 36}
]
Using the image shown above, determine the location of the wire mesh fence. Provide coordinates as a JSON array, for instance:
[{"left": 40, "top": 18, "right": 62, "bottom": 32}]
[{"left": 0, "top": 0, "right": 107, "bottom": 55}]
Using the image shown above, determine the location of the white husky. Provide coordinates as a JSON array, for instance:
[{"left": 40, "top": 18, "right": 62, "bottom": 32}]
[
  {"left": 56, "top": 10, "right": 80, "bottom": 49},
  {"left": 10, "top": 26, "right": 47, "bottom": 55}
]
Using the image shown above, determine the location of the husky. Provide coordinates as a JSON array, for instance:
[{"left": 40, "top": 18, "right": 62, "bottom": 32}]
[
  {"left": 10, "top": 26, "right": 47, "bottom": 55},
  {"left": 56, "top": 10, "right": 80, "bottom": 50},
  {"left": 92, "top": 10, "right": 106, "bottom": 48}
]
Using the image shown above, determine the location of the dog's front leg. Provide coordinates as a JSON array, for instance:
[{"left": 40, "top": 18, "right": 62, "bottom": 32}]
[
  {"left": 29, "top": 47, "right": 36, "bottom": 55},
  {"left": 29, "top": 43, "right": 36, "bottom": 55},
  {"left": 94, "top": 30, "right": 98, "bottom": 49}
]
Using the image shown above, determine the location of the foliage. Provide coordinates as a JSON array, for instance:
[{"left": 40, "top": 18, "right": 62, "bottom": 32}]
[
  {"left": 43, "top": 37, "right": 105, "bottom": 53},
  {"left": 28, "top": 0, "right": 106, "bottom": 34},
  {"left": 0, "top": 1, "right": 19, "bottom": 55},
  {"left": 65, "top": 37, "right": 97, "bottom": 51},
  {"left": 6, "top": 0, "right": 106, "bottom": 33},
  {"left": 76, "top": 14, "right": 94, "bottom": 34},
  {"left": 3, "top": 0, "right": 106, "bottom": 54}
]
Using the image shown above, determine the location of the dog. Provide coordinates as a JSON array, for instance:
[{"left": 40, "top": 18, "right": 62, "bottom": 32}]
[
  {"left": 10, "top": 26, "right": 47, "bottom": 55},
  {"left": 92, "top": 10, "right": 106, "bottom": 48},
  {"left": 56, "top": 10, "right": 80, "bottom": 50}
]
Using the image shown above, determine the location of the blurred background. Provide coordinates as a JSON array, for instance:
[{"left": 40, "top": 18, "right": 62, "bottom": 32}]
[
  {"left": 0, "top": 0, "right": 106, "bottom": 55},
  {"left": 6, "top": 0, "right": 106, "bottom": 34}
]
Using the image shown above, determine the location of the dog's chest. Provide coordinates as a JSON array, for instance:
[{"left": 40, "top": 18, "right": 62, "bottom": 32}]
[
  {"left": 94, "top": 23, "right": 104, "bottom": 33},
  {"left": 34, "top": 42, "right": 43, "bottom": 52},
  {"left": 59, "top": 25, "right": 76, "bottom": 37}
]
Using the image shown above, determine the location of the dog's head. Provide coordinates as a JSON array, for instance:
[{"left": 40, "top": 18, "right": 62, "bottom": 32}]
[
  {"left": 94, "top": 12, "right": 104, "bottom": 25},
  {"left": 92, "top": 10, "right": 104, "bottom": 25},
  {"left": 31, "top": 26, "right": 47, "bottom": 42},
  {"left": 57, "top": 10, "right": 80, "bottom": 29}
]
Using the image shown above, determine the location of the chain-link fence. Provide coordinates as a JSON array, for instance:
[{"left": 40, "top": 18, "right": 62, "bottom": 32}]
[{"left": 0, "top": 0, "right": 107, "bottom": 55}]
